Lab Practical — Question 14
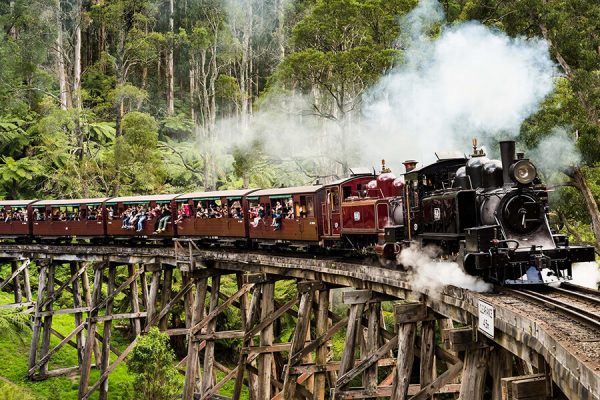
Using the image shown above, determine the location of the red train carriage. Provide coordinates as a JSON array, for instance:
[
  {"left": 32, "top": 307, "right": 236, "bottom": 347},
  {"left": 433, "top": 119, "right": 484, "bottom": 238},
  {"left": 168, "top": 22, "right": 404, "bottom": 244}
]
[
  {"left": 175, "top": 189, "right": 257, "bottom": 241},
  {"left": 248, "top": 186, "right": 325, "bottom": 244},
  {"left": 31, "top": 198, "right": 109, "bottom": 240},
  {"left": 105, "top": 194, "right": 180, "bottom": 240},
  {"left": 0, "top": 200, "right": 35, "bottom": 239},
  {"left": 321, "top": 172, "right": 402, "bottom": 248}
]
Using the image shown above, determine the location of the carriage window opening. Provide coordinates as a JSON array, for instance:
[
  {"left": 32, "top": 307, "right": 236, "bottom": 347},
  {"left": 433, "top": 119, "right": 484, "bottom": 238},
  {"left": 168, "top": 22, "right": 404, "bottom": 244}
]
[
  {"left": 195, "top": 200, "right": 224, "bottom": 218},
  {"left": 342, "top": 186, "right": 352, "bottom": 199},
  {"left": 249, "top": 200, "right": 266, "bottom": 227},
  {"left": 271, "top": 198, "right": 294, "bottom": 220},
  {"left": 298, "top": 196, "right": 314, "bottom": 218},
  {"left": 0, "top": 207, "right": 27, "bottom": 222},
  {"left": 229, "top": 200, "right": 243, "bottom": 219},
  {"left": 116, "top": 202, "right": 154, "bottom": 231},
  {"left": 175, "top": 202, "right": 192, "bottom": 224}
]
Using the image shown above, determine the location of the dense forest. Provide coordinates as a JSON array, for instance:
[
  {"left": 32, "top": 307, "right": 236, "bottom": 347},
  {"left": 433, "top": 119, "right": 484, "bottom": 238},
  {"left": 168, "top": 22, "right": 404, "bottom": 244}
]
[{"left": 0, "top": 0, "right": 599, "bottom": 251}]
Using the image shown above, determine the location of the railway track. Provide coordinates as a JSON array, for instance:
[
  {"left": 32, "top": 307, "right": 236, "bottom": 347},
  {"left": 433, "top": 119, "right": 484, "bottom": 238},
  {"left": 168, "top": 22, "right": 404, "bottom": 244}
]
[{"left": 504, "top": 283, "right": 600, "bottom": 331}]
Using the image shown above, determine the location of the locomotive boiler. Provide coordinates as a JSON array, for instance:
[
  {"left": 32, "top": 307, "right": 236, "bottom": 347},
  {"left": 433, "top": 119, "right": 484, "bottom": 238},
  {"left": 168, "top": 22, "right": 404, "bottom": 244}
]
[{"left": 385, "top": 139, "right": 595, "bottom": 286}]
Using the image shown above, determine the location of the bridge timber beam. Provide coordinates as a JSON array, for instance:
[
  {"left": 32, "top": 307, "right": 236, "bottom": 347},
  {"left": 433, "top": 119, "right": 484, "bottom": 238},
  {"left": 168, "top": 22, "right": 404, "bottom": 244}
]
[{"left": 0, "top": 243, "right": 597, "bottom": 400}]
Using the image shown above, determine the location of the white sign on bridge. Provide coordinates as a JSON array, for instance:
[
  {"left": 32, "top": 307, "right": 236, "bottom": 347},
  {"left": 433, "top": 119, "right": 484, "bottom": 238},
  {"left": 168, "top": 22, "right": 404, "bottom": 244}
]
[{"left": 478, "top": 300, "right": 495, "bottom": 339}]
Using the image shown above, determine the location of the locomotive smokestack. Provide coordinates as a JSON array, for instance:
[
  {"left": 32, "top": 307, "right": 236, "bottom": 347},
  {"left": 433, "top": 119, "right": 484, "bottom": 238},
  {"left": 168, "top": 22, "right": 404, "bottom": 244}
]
[{"left": 499, "top": 140, "right": 516, "bottom": 185}]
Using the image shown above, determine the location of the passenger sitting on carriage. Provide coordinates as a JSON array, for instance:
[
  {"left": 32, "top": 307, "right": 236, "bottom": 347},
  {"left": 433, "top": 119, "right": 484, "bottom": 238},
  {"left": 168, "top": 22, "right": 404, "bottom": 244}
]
[
  {"left": 121, "top": 208, "right": 132, "bottom": 228},
  {"left": 175, "top": 206, "right": 187, "bottom": 224},
  {"left": 151, "top": 205, "right": 162, "bottom": 231},
  {"left": 286, "top": 208, "right": 294, "bottom": 219},
  {"left": 135, "top": 207, "right": 149, "bottom": 232},
  {"left": 250, "top": 208, "right": 261, "bottom": 227},
  {"left": 4, "top": 211, "right": 12, "bottom": 222},
  {"left": 272, "top": 209, "right": 282, "bottom": 230},
  {"left": 127, "top": 206, "right": 144, "bottom": 229},
  {"left": 155, "top": 205, "right": 172, "bottom": 233}
]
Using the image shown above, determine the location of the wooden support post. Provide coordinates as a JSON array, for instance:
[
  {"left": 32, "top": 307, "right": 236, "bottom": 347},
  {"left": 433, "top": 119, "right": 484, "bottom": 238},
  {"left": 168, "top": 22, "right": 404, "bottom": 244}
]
[
  {"left": 459, "top": 347, "right": 490, "bottom": 400},
  {"left": 183, "top": 277, "right": 208, "bottom": 400},
  {"left": 81, "top": 264, "right": 100, "bottom": 364},
  {"left": 28, "top": 262, "right": 48, "bottom": 376},
  {"left": 71, "top": 262, "right": 85, "bottom": 365},
  {"left": 183, "top": 272, "right": 193, "bottom": 329},
  {"left": 78, "top": 265, "right": 104, "bottom": 397},
  {"left": 390, "top": 303, "right": 419, "bottom": 400},
  {"left": 201, "top": 274, "right": 220, "bottom": 393},
  {"left": 233, "top": 278, "right": 261, "bottom": 400},
  {"left": 365, "top": 301, "right": 381, "bottom": 398},
  {"left": 128, "top": 264, "right": 141, "bottom": 336},
  {"left": 257, "top": 281, "right": 275, "bottom": 400},
  {"left": 140, "top": 265, "right": 149, "bottom": 311},
  {"left": 282, "top": 284, "right": 314, "bottom": 398},
  {"left": 490, "top": 347, "right": 513, "bottom": 400},
  {"left": 420, "top": 320, "right": 436, "bottom": 392},
  {"left": 99, "top": 265, "right": 116, "bottom": 400},
  {"left": 23, "top": 262, "right": 32, "bottom": 303},
  {"left": 39, "top": 262, "right": 55, "bottom": 377},
  {"left": 146, "top": 267, "right": 162, "bottom": 329},
  {"left": 10, "top": 260, "right": 22, "bottom": 303},
  {"left": 338, "top": 290, "right": 369, "bottom": 381},
  {"left": 314, "top": 288, "right": 330, "bottom": 400},
  {"left": 160, "top": 266, "right": 173, "bottom": 331}
]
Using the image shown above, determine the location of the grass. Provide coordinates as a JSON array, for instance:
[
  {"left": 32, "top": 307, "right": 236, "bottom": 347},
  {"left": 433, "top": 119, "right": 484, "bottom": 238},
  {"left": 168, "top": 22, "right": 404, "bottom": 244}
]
[
  {"left": 0, "top": 287, "right": 252, "bottom": 400},
  {"left": 0, "top": 291, "right": 135, "bottom": 400}
]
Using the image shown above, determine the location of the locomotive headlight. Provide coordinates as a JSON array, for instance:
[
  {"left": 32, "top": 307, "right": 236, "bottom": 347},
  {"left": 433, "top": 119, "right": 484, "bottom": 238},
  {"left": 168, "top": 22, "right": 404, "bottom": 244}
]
[{"left": 510, "top": 159, "right": 537, "bottom": 185}]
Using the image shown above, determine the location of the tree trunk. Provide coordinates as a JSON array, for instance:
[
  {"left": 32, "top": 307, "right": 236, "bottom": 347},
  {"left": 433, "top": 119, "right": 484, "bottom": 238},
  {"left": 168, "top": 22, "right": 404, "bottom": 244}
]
[
  {"left": 9, "top": 1, "right": 17, "bottom": 39},
  {"left": 166, "top": 0, "right": 175, "bottom": 115},
  {"left": 568, "top": 166, "right": 600, "bottom": 251},
  {"left": 276, "top": 0, "right": 285, "bottom": 62},
  {"left": 239, "top": 0, "right": 253, "bottom": 133},
  {"left": 56, "top": 3, "right": 69, "bottom": 110},
  {"left": 74, "top": 0, "right": 83, "bottom": 160}
]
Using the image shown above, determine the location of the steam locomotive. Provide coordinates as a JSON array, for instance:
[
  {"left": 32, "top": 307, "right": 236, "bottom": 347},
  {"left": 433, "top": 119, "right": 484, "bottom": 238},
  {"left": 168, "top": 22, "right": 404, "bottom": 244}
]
[
  {"left": 0, "top": 140, "right": 593, "bottom": 287},
  {"left": 377, "top": 139, "right": 595, "bottom": 286}
]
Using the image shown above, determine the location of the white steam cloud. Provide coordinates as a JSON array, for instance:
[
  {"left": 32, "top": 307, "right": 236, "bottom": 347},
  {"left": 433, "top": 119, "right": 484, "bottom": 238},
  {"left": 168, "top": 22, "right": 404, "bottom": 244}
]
[
  {"left": 399, "top": 244, "right": 492, "bottom": 294},
  {"left": 528, "top": 127, "right": 581, "bottom": 177},
  {"left": 363, "top": 0, "right": 555, "bottom": 168},
  {"left": 571, "top": 262, "right": 600, "bottom": 290}
]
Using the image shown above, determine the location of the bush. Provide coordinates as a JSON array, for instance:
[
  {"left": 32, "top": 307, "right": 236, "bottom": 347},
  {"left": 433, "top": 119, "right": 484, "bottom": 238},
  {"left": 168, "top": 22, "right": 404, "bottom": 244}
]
[{"left": 126, "top": 327, "right": 181, "bottom": 400}]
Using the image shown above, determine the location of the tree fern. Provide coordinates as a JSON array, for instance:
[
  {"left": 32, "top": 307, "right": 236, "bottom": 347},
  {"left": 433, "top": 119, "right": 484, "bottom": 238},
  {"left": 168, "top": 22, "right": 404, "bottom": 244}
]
[{"left": 0, "top": 309, "right": 31, "bottom": 344}]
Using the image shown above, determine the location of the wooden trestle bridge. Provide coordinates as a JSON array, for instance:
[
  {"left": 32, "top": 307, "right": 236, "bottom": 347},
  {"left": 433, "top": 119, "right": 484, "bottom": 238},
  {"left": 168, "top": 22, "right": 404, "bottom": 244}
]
[{"left": 0, "top": 240, "right": 598, "bottom": 400}]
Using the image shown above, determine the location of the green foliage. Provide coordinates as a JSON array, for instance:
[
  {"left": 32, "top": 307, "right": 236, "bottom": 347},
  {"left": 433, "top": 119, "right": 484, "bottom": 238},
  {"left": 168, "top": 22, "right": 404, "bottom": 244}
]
[
  {"left": 126, "top": 327, "right": 181, "bottom": 400},
  {"left": 113, "top": 112, "right": 166, "bottom": 194},
  {"left": 232, "top": 138, "right": 271, "bottom": 188},
  {"left": 160, "top": 114, "right": 194, "bottom": 140},
  {"left": 0, "top": 309, "right": 30, "bottom": 344}
]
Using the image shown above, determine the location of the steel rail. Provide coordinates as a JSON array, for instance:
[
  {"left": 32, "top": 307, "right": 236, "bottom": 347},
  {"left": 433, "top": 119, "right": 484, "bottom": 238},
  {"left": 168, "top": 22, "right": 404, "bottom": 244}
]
[
  {"left": 505, "top": 288, "right": 600, "bottom": 330},
  {"left": 551, "top": 286, "right": 600, "bottom": 305}
]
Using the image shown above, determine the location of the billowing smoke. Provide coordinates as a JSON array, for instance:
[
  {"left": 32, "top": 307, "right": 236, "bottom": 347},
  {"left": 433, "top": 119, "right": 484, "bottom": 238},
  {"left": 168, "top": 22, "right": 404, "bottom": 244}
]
[
  {"left": 399, "top": 244, "right": 492, "bottom": 294},
  {"left": 528, "top": 127, "right": 581, "bottom": 178},
  {"left": 362, "top": 0, "right": 555, "bottom": 169},
  {"left": 571, "top": 262, "right": 600, "bottom": 290}
]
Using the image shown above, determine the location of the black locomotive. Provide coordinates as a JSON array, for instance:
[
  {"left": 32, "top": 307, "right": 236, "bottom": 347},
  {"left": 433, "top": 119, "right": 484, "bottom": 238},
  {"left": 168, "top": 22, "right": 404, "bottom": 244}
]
[{"left": 386, "top": 139, "right": 595, "bottom": 286}]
